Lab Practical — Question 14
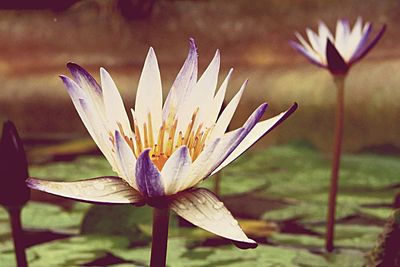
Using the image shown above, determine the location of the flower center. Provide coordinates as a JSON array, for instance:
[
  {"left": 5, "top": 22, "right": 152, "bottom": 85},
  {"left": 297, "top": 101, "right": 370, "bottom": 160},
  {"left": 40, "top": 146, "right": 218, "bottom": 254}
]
[{"left": 116, "top": 109, "right": 212, "bottom": 171}]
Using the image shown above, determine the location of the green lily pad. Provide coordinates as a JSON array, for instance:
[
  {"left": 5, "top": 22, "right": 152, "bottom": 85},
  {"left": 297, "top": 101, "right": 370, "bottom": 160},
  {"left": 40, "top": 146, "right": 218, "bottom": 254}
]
[
  {"left": 27, "top": 235, "right": 129, "bottom": 267},
  {"left": 30, "top": 156, "right": 114, "bottom": 182},
  {"left": 22, "top": 202, "right": 84, "bottom": 230}
]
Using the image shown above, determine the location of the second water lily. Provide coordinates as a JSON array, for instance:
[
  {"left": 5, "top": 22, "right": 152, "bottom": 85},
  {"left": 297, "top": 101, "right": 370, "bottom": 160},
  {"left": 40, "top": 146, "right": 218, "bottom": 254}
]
[{"left": 291, "top": 17, "right": 386, "bottom": 75}]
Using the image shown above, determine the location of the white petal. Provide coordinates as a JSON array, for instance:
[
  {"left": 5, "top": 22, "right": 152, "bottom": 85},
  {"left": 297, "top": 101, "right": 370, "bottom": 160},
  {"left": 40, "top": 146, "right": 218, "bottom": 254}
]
[
  {"left": 163, "top": 39, "right": 198, "bottom": 123},
  {"left": 169, "top": 188, "right": 257, "bottom": 248},
  {"left": 78, "top": 98, "right": 119, "bottom": 172},
  {"left": 318, "top": 21, "right": 333, "bottom": 41},
  {"left": 100, "top": 68, "right": 132, "bottom": 139},
  {"left": 115, "top": 131, "right": 137, "bottom": 189},
  {"left": 211, "top": 103, "right": 297, "bottom": 175},
  {"left": 193, "top": 50, "right": 221, "bottom": 127},
  {"left": 208, "top": 80, "right": 247, "bottom": 141},
  {"left": 203, "top": 68, "right": 233, "bottom": 129},
  {"left": 27, "top": 177, "right": 143, "bottom": 204},
  {"left": 161, "top": 146, "right": 192, "bottom": 195},
  {"left": 182, "top": 127, "right": 245, "bottom": 190},
  {"left": 335, "top": 20, "right": 350, "bottom": 59},
  {"left": 61, "top": 75, "right": 117, "bottom": 170},
  {"left": 135, "top": 47, "right": 163, "bottom": 140},
  {"left": 306, "top": 28, "right": 324, "bottom": 56}
]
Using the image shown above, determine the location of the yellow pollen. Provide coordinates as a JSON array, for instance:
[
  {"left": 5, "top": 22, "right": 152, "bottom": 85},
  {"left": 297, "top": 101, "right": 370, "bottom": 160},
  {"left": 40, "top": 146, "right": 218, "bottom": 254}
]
[{"left": 116, "top": 110, "right": 210, "bottom": 171}]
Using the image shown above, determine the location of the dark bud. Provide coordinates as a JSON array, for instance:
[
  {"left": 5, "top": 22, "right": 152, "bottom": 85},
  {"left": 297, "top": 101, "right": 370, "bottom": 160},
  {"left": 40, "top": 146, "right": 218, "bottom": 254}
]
[
  {"left": 326, "top": 39, "right": 349, "bottom": 76},
  {"left": 0, "top": 121, "right": 30, "bottom": 207}
]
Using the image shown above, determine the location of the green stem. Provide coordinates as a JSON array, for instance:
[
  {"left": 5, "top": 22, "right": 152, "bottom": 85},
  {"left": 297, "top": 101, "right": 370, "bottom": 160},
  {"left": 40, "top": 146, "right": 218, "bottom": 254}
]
[
  {"left": 325, "top": 76, "right": 346, "bottom": 252},
  {"left": 7, "top": 206, "right": 28, "bottom": 267},
  {"left": 150, "top": 207, "right": 170, "bottom": 267}
]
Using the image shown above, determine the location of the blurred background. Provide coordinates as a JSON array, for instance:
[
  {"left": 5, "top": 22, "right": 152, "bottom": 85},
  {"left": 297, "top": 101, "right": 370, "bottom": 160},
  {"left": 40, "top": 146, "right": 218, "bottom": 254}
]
[
  {"left": 1, "top": 1, "right": 400, "bottom": 266},
  {"left": 0, "top": 0, "right": 398, "bottom": 155}
]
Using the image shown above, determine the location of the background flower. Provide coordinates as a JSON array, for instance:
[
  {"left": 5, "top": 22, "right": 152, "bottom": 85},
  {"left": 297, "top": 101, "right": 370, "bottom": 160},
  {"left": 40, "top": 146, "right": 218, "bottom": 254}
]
[{"left": 291, "top": 17, "right": 386, "bottom": 75}]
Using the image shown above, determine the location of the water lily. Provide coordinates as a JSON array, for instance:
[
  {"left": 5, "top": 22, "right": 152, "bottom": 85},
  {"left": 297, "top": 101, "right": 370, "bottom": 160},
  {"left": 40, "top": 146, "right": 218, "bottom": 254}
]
[
  {"left": 291, "top": 17, "right": 386, "bottom": 75},
  {"left": 291, "top": 18, "right": 385, "bottom": 252},
  {"left": 27, "top": 39, "right": 297, "bottom": 260}
]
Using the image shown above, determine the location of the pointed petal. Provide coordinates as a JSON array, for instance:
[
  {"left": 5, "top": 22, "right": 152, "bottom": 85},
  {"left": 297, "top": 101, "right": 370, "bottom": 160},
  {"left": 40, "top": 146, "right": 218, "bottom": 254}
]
[
  {"left": 318, "top": 21, "right": 333, "bottom": 41},
  {"left": 349, "top": 23, "right": 372, "bottom": 62},
  {"left": 290, "top": 41, "right": 325, "bottom": 67},
  {"left": 163, "top": 38, "right": 198, "bottom": 122},
  {"left": 326, "top": 39, "right": 349, "bottom": 75},
  {"left": 100, "top": 68, "right": 132, "bottom": 138},
  {"left": 211, "top": 103, "right": 298, "bottom": 175},
  {"left": 335, "top": 19, "right": 350, "bottom": 54},
  {"left": 135, "top": 149, "right": 164, "bottom": 198},
  {"left": 78, "top": 98, "right": 118, "bottom": 171},
  {"left": 295, "top": 31, "right": 315, "bottom": 53},
  {"left": 135, "top": 47, "right": 163, "bottom": 139},
  {"left": 115, "top": 131, "right": 137, "bottom": 189},
  {"left": 208, "top": 80, "right": 247, "bottom": 141},
  {"left": 193, "top": 50, "right": 221, "bottom": 125},
  {"left": 306, "top": 28, "right": 324, "bottom": 56},
  {"left": 203, "top": 68, "right": 233, "bottom": 128},
  {"left": 60, "top": 76, "right": 116, "bottom": 167},
  {"left": 67, "top": 62, "right": 102, "bottom": 96},
  {"left": 185, "top": 103, "right": 268, "bottom": 189},
  {"left": 26, "top": 177, "right": 143, "bottom": 204},
  {"left": 161, "top": 146, "right": 192, "bottom": 195},
  {"left": 169, "top": 188, "right": 257, "bottom": 248},
  {"left": 349, "top": 24, "right": 386, "bottom": 64}
]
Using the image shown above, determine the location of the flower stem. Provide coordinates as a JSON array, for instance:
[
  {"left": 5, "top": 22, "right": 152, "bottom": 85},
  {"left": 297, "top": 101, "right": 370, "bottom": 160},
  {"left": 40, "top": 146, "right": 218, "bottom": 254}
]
[
  {"left": 150, "top": 207, "right": 170, "bottom": 267},
  {"left": 326, "top": 76, "right": 346, "bottom": 252},
  {"left": 6, "top": 206, "right": 28, "bottom": 267}
]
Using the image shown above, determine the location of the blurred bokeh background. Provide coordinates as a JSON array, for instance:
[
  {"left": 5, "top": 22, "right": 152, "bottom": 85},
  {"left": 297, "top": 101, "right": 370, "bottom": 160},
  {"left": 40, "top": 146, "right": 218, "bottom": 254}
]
[
  {"left": 0, "top": 0, "right": 398, "bottom": 155},
  {"left": 1, "top": 1, "right": 400, "bottom": 266}
]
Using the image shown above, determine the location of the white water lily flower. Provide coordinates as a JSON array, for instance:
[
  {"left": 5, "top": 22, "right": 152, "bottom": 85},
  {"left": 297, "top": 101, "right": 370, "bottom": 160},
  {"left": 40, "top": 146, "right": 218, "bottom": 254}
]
[
  {"left": 291, "top": 17, "right": 386, "bottom": 75},
  {"left": 27, "top": 39, "right": 297, "bottom": 248}
]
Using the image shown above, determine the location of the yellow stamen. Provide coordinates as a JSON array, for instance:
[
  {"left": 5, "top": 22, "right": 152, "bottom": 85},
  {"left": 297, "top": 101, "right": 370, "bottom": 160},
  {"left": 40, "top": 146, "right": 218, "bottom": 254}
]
[
  {"left": 143, "top": 123, "right": 149, "bottom": 148},
  {"left": 147, "top": 113, "right": 154, "bottom": 148},
  {"left": 113, "top": 108, "right": 212, "bottom": 171}
]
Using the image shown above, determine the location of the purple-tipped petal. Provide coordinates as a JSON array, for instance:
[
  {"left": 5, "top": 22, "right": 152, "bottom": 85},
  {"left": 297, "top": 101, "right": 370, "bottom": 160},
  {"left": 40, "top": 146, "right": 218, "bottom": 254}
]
[
  {"left": 349, "top": 24, "right": 386, "bottom": 64},
  {"left": 209, "top": 103, "right": 268, "bottom": 175},
  {"left": 326, "top": 39, "right": 349, "bottom": 75},
  {"left": 163, "top": 38, "right": 198, "bottom": 122},
  {"left": 186, "top": 103, "right": 268, "bottom": 189},
  {"left": 290, "top": 41, "right": 325, "bottom": 68},
  {"left": 67, "top": 62, "right": 102, "bottom": 95},
  {"left": 169, "top": 188, "right": 257, "bottom": 249},
  {"left": 26, "top": 176, "right": 143, "bottom": 204},
  {"left": 349, "top": 24, "right": 372, "bottom": 63},
  {"left": 211, "top": 103, "right": 298, "bottom": 175},
  {"left": 135, "top": 149, "right": 164, "bottom": 198}
]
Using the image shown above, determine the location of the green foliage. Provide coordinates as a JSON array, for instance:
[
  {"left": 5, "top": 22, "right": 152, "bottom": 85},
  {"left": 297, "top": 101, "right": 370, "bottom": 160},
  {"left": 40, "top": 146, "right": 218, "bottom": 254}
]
[
  {"left": 2, "top": 143, "right": 399, "bottom": 266},
  {"left": 81, "top": 205, "right": 153, "bottom": 243}
]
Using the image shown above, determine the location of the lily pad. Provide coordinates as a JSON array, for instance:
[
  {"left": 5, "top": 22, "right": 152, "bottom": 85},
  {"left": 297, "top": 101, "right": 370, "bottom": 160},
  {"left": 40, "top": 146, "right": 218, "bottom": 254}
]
[
  {"left": 27, "top": 235, "right": 129, "bottom": 267},
  {"left": 22, "top": 202, "right": 84, "bottom": 231}
]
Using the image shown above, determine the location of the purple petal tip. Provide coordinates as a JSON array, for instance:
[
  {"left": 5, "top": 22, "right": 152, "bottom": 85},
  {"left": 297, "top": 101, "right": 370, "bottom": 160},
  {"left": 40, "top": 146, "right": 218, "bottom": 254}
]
[{"left": 26, "top": 177, "right": 39, "bottom": 189}]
